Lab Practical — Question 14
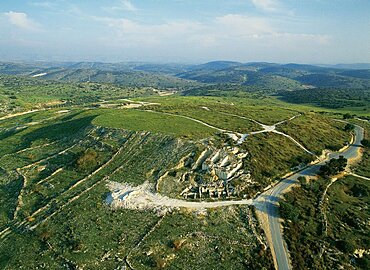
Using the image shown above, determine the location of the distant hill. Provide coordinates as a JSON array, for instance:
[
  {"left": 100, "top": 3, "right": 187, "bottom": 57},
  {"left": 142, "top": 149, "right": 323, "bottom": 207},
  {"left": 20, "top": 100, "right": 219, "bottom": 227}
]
[
  {"left": 337, "top": 69, "right": 370, "bottom": 79},
  {"left": 39, "top": 68, "right": 199, "bottom": 89},
  {"left": 133, "top": 63, "right": 191, "bottom": 75},
  {"left": 177, "top": 61, "right": 370, "bottom": 91},
  {"left": 0, "top": 60, "right": 369, "bottom": 92},
  {"left": 0, "top": 62, "right": 199, "bottom": 89},
  {"left": 188, "top": 61, "right": 243, "bottom": 71},
  {"left": 0, "top": 62, "right": 41, "bottom": 75},
  {"left": 279, "top": 88, "right": 370, "bottom": 109},
  {"left": 295, "top": 73, "right": 370, "bottom": 89},
  {"left": 323, "top": 63, "right": 370, "bottom": 70}
]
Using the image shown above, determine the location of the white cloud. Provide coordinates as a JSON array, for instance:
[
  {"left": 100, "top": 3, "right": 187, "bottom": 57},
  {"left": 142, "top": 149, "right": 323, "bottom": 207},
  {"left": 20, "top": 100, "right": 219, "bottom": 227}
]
[
  {"left": 215, "top": 14, "right": 274, "bottom": 37},
  {"left": 3, "top": 11, "right": 41, "bottom": 31},
  {"left": 93, "top": 16, "right": 204, "bottom": 46},
  {"left": 90, "top": 13, "right": 332, "bottom": 62},
  {"left": 93, "top": 13, "right": 329, "bottom": 47},
  {"left": 106, "top": 0, "right": 138, "bottom": 12},
  {"left": 121, "top": 0, "right": 138, "bottom": 11},
  {"left": 251, "top": 0, "right": 280, "bottom": 12},
  {"left": 31, "top": 2, "right": 55, "bottom": 8}
]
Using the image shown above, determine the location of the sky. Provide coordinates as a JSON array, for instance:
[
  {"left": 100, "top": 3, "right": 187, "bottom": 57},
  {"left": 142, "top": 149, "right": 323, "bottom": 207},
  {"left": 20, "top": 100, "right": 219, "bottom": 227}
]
[{"left": 0, "top": 0, "right": 369, "bottom": 64}]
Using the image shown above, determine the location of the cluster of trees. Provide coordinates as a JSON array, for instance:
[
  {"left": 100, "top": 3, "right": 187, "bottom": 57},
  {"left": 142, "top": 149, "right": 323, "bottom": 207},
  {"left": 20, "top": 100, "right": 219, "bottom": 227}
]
[
  {"left": 319, "top": 156, "right": 347, "bottom": 177},
  {"left": 279, "top": 88, "right": 370, "bottom": 109}
]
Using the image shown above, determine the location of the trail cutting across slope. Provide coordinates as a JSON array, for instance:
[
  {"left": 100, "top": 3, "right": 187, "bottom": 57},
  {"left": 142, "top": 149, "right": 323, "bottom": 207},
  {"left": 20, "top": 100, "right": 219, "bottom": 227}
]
[
  {"left": 218, "top": 111, "right": 313, "bottom": 154},
  {"left": 0, "top": 109, "right": 43, "bottom": 121}
]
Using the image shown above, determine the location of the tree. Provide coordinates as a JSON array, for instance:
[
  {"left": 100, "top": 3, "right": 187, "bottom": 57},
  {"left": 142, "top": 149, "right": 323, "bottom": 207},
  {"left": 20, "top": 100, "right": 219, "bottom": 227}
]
[
  {"left": 298, "top": 176, "right": 306, "bottom": 185},
  {"left": 344, "top": 123, "right": 355, "bottom": 132},
  {"left": 319, "top": 156, "right": 347, "bottom": 177},
  {"left": 343, "top": 113, "right": 353, "bottom": 119},
  {"left": 361, "top": 139, "right": 370, "bottom": 148}
]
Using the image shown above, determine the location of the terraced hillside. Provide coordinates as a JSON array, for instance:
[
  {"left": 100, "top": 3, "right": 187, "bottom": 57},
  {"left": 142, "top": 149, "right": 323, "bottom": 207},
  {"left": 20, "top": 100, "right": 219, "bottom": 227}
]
[{"left": 0, "top": 108, "right": 275, "bottom": 269}]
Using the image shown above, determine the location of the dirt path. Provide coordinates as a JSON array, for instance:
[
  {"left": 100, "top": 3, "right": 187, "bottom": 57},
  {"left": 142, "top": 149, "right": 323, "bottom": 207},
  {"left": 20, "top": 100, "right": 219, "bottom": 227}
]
[
  {"left": 31, "top": 132, "right": 143, "bottom": 223},
  {"left": 141, "top": 109, "right": 244, "bottom": 142},
  {"left": 15, "top": 142, "right": 57, "bottom": 154},
  {"left": 27, "top": 144, "right": 76, "bottom": 167},
  {"left": 273, "top": 130, "right": 315, "bottom": 156},
  {"left": 319, "top": 176, "right": 341, "bottom": 237},
  {"left": 28, "top": 146, "right": 124, "bottom": 230},
  {"left": 140, "top": 108, "right": 309, "bottom": 153},
  {"left": 125, "top": 215, "right": 166, "bottom": 269},
  {"left": 0, "top": 146, "right": 125, "bottom": 239},
  {"left": 33, "top": 168, "right": 64, "bottom": 187},
  {"left": 0, "top": 109, "right": 42, "bottom": 121},
  {"left": 349, "top": 173, "right": 370, "bottom": 181},
  {"left": 13, "top": 169, "right": 27, "bottom": 220},
  {"left": 229, "top": 113, "right": 313, "bottom": 155}
]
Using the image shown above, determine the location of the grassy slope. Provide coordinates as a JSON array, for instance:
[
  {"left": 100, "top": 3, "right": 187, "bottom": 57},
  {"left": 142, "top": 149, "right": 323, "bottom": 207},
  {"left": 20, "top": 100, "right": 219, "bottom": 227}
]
[
  {"left": 278, "top": 113, "right": 350, "bottom": 154},
  {"left": 140, "top": 95, "right": 298, "bottom": 125},
  {"left": 241, "top": 133, "right": 313, "bottom": 188},
  {"left": 129, "top": 207, "right": 273, "bottom": 270},
  {"left": 89, "top": 109, "right": 216, "bottom": 140}
]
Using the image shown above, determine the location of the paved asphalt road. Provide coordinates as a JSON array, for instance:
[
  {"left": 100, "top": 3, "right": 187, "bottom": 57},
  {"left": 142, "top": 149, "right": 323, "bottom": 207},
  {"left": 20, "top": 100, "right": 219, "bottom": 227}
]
[{"left": 255, "top": 124, "right": 364, "bottom": 270}]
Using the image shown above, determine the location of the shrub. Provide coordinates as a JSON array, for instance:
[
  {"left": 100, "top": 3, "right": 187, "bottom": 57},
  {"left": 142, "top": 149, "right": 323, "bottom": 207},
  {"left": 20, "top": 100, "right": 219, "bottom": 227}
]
[
  {"left": 343, "top": 113, "right": 353, "bottom": 119},
  {"left": 361, "top": 139, "right": 370, "bottom": 148},
  {"left": 344, "top": 123, "right": 355, "bottom": 132},
  {"left": 76, "top": 149, "right": 98, "bottom": 171}
]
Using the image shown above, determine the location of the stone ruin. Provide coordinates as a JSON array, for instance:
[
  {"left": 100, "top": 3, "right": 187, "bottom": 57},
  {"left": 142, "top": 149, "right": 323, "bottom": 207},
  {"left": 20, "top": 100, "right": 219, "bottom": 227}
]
[{"left": 179, "top": 146, "right": 253, "bottom": 199}]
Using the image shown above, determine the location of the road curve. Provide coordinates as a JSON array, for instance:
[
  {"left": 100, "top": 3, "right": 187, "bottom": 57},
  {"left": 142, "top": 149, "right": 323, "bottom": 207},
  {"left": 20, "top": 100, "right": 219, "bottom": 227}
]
[{"left": 255, "top": 124, "right": 364, "bottom": 270}]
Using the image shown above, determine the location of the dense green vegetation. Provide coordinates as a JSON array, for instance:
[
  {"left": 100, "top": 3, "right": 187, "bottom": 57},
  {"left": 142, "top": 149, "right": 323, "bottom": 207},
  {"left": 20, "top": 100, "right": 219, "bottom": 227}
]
[
  {"left": 279, "top": 88, "right": 370, "bottom": 110},
  {"left": 280, "top": 124, "right": 370, "bottom": 269},
  {"left": 295, "top": 74, "right": 370, "bottom": 89},
  {"left": 280, "top": 175, "right": 370, "bottom": 269}
]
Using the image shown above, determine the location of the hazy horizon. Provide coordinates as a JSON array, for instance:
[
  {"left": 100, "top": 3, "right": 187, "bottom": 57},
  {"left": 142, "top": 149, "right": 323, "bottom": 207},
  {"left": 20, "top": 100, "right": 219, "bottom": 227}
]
[
  {"left": 1, "top": 0, "right": 370, "bottom": 64},
  {"left": 3, "top": 59, "right": 370, "bottom": 68}
]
